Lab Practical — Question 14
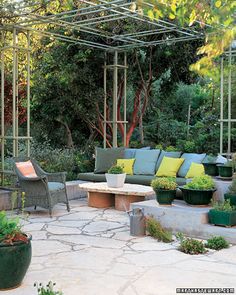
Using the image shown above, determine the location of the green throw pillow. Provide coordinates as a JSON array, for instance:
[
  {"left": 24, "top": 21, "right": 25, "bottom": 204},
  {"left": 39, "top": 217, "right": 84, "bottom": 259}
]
[{"left": 94, "top": 147, "right": 125, "bottom": 174}]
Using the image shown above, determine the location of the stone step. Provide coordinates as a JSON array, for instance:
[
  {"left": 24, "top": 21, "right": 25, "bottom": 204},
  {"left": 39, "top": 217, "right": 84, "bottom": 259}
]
[
  {"left": 131, "top": 199, "right": 236, "bottom": 244},
  {"left": 0, "top": 180, "right": 88, "bottom": 210}
]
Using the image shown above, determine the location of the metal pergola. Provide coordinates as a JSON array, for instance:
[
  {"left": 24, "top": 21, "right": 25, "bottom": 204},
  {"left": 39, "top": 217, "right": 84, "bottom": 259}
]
[
  {"left": 0, "top": 0, "right": 232, "bottom": 184},
  {"left": 220, "top": 46, "right": 236, "bottom": 157}
]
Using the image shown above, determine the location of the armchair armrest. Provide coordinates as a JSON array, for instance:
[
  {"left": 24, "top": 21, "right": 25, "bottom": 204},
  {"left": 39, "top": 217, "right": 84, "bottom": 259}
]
[
  {"left": 44, "top": 172, "right": 67, "bottom": 183},
  {"left": 19, "top": 175, "right": 48, "bottom": 182}
]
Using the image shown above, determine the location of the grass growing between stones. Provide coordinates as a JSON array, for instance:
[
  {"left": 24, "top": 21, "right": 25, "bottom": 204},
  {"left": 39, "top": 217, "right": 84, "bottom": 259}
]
[{"left": 146, "top": 216, "right": 172, "bottom": 243}]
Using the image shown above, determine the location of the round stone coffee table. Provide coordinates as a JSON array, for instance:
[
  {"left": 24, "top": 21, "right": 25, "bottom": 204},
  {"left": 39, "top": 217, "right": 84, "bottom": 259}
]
[{"left": 79, "top": 182, "right": 154, "bottom": 211}]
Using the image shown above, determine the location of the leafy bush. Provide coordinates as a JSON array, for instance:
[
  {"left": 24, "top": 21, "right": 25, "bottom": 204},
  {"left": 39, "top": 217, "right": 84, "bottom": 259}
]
[
  {"left": 34, "top": 282, "right": 63, "bottom": 295},
  {"left": 0, "top": 211, "right": 28, "bottom": 245},
  {"left": 228, "top": 179, "right": 236, "bottom": 194},
  {"left": 151, "top": 177, "right": 177, "bottom": 191},
  {"left": 165, "top": 145, "right": 178, "bottom": 152},
  {"left": 184, "top": 175, "right": 215, "bottom": 190},
  {"left": 108, "top": 165, "right": 124, "bottom": 174},
  {"left": 176, "top": 233, "right": 206, "bottom": 255},
  {"left": 205, "top": 236, "right": 229, "bottom": 250},
  {"left": 212, "top": 199, "right": 236, "bottom": 212},
  {"left": 146, "top": 216, "right": 172, "bottom": 243},
  {"left": 18, "top": 140, "right": 94, "bottom": 180}
]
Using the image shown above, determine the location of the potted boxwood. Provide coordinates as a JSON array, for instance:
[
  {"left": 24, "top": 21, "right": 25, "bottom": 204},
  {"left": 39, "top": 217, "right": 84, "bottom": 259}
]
[
  {"left": 218, "top": 161, "right": 233, "bottom": 178},
  {"left": 0, "top": 211, "right": 32, "bottom": 290},
  {"left": 224, "top": 179, "right": 236, "bottom": 206},
  {"left": 151, "top": 177, "right": 177, "bottom": 205},
  {"left": 202, "top": 155, "right": 218, "bottom": 176},
  {"left": 209, "top": 199, "right": 236, "bottom": 227},
  {"left": 179, "top": 175, "right": 216, "bottom": 206},
  {"left": 105, "top": 165, "right": 126, "bottom": 188}
]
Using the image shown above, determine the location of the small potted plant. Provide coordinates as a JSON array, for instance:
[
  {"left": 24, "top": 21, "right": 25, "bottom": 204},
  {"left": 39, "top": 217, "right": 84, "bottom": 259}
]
[
  {"left": 179, "top": 175, "right": 216, "bottom": 206},
  {"left": 202, "top": 155, "right": 218, "bottom": 176},
  {"left": 218, "top": 161, "right": 233, "bottom": 178},
  {"left": 224, "top": 179, "right": 236, "bottom": 206},
  {"left": 0, "top": 211, "right": 32, "bottom": 290},
  {"left": 105, "top": 165, "right": 126, "bottom": 188},
  {"left": 151, "top": 177, "right": 177, "bottom": 205},
  {"left": 208, "top": 199, "right": 236, "bottom": 227}
]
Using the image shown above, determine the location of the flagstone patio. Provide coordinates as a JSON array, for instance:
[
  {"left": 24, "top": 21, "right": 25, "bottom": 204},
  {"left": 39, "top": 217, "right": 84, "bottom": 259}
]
[{"left": 4, "top": 198, "right": 236, "bottom": 295}]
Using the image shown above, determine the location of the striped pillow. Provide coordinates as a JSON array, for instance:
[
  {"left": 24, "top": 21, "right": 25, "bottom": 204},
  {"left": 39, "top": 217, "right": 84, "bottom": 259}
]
[{"left": 16, "top": 160, "right": 37, "bottom": 178}]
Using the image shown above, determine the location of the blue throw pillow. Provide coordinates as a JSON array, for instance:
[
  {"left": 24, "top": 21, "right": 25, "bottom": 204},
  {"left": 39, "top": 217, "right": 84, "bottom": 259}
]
[
  {"left": 155, "top": 150, "right": 182, "bottom": 172},
  {"left": 178, "top": 153, "right": 206, "bottom": 177},
  {"left": 124, "top": 147, "right": 150, "bottom": 159},
  {"left": 133, "top": 149, "right": 160, "bottom": 175}
]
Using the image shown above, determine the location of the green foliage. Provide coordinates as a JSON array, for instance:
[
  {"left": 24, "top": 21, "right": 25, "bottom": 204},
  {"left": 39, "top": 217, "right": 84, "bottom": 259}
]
[
  {"left": 151, "top": 177, "right": 177, "bottom": 191},
  {"left": 19, "top": 140, "right": 94, "bottom": 180},
  {"left": 146, "top": 216, "right": 172, "bottom": 243},
  {"left": 205, "top": 236, "right": 229, "bottom": 250},
  {"left": 176, "top": 233, "right": 206, "bottom": 255},
  {"left": 165, "top": 146, "right": 178, "bottom": 152},
  {"left": 228, "top": 179, "right": 236, "bottom": 195},
  {"left": 144, "top": 0, "right": 236, "bottom": 80},
  {"left": 108, "top": 165, "right": 124, "bottom": 174},
  {"left": 184, "top": 175, "right": 215, "bottom": 190},
  {"left": 34, "top": 282, "right": 63, "bottom": 295},
  {"left": 0, "top": 211, "right": 24, "bottom": 245},
  {"left": 212, "top": 199, "right": 236, "bottom": 212}
]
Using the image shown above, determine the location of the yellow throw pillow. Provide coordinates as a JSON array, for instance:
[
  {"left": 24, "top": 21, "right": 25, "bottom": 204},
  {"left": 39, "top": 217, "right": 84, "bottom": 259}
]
[
  {"left": 185, "top": 163, "right": 205, "bottom": 178},
  {"left": 156, "top": 156, "right": 184, "bottom": 177},
  {"left": 117, "top": 158, "right": 135, "bottom": 175}
]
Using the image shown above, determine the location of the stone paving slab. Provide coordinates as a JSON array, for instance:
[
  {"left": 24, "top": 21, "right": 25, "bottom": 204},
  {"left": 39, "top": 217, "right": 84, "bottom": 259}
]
[{"left": 3, "top": 199, "right": 236, "bottom": 295}]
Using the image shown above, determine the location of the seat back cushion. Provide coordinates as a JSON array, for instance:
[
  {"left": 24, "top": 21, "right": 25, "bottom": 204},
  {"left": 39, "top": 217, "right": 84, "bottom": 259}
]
[
  {"left": 185, "top": 163, "right": 205, "bottom": 178},
  {"left": 117, "top": 158, "right": 135, "bottom": 175},
  {"left": 94, "top": 147, "right": 125, "bottom": 174},
  {"left": 156, "top": 156, "right": 184, "bottom": 177},
  {"left": 124, "top": 147, "right": 150, "bottom": 159},
  {"left": 16, "top": 160, "right": 38, "bottom": 178},
  {"left": 155, "top": 150, "right": 182, "bottom": 172},
  {"left": 133, "top": 149, "right": 160, "bottom": 175},
  {"left": 178, "top": 153, "right": 206, "bottom": 177}
]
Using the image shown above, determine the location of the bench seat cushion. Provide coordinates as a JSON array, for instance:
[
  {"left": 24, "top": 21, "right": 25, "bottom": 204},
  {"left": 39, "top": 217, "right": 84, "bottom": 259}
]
[{"left": 78, "top": 173, "right": 187, "bottom": 186}]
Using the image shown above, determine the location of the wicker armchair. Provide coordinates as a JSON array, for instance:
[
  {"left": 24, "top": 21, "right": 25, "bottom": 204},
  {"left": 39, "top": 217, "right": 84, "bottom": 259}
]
[{"left": 14, "top": 158, "right": 70, "bottom": 217}]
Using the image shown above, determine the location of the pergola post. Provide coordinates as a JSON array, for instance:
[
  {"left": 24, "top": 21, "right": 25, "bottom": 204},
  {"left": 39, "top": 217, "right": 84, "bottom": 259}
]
[
  {"left": 103, "top": 51, "right": 128, "bottom": 148},
  {"left": 219, "top": 45, "right": 236, "bottom": 157},
  {"left": 0, "top": 27, "right": 32, "bottom": 187},
  {"left": 112, "top": 50, "right": 118, "bottom": 147}
]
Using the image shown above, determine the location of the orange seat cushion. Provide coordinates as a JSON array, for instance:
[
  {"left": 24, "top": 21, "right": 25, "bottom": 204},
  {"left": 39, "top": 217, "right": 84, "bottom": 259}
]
[{"left": 16, "top": 160, "right": 37, "bottom": 178}]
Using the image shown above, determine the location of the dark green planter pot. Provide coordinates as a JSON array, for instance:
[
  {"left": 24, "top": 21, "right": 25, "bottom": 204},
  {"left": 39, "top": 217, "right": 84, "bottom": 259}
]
[
  {"left": 218, "top": 165, "right": 233, "bottom": 178},
  {"left": 0, "top": 235, "right": 32, "bottom": 290},
  {"left": 155, "top": 189, "right": 176, "bottom": 205},
  {"left": 224, "top": 193, "right": 236, "bottom": 206},
  {"left": 208, "top": 209, "right": 236, "bottom": 227},
  {"left": 179, "top": 187, "right": 216, "bottom": 206},
  {"left": 203, "top": 163, "right": 218, "bottom": 176}
]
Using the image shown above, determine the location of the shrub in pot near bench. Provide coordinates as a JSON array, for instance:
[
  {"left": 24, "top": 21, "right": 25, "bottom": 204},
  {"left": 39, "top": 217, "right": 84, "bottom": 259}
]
[
  {"left": 202, "top": 155, "right": 218, "bottom": 176},
  {"left": 179, "top": 175, "right": 216, "bottom": 206},
  {"left": 209, "top": 199, "right": 236, "bottom": 227},
  {"left": 151, "top": 177, "right": 177, "bottom": 205},
  {"left": 218, "top": 161, "right": 233, "bottom": 178}
]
